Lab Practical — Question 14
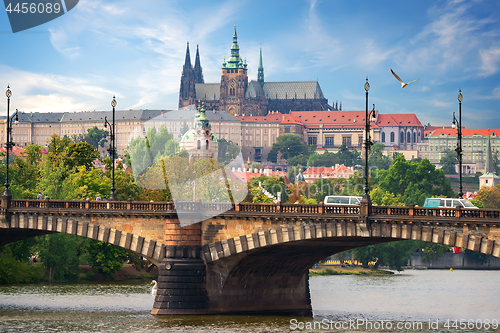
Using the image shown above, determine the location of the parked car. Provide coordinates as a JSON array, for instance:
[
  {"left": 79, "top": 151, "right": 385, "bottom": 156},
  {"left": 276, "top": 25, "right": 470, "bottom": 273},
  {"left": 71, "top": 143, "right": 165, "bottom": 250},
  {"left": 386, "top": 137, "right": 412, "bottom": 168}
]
[
  {"left": 324, "top": 196, "right": 362, "bottom": 205},
  {"left": 423, "top": 198, "right": 478, "bottom": 209}
]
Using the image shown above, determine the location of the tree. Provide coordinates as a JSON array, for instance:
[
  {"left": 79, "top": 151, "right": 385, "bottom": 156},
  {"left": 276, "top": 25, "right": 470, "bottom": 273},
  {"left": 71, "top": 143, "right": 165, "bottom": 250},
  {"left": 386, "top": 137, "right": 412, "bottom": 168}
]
[
  {"left": 439, "top": 149, "right": 457, "bottom": 174},
  {"left": 352, "top": 241, "right": 417, "bottom": 271},
  {"left": 368, "top": 143, "right": 391, "bottom": 170},
  {"left": 308, "top": 144, "right": 361, "bottom": 168},
  {"left": 85, "top": 126, "right": 108, "bottom": 149},
  {"left": 128, "top": 125, "right": 179, "bottom": 178},
  {"left": 83, "top": 240, "right": 128, "bottom": 276},
  {"left": 61, "top": 166, "right": 111, "bottom": 200},
  {"left": 63, "top": 142, "right": 100, "bottom": 170},
  {"left": 377, "top": 155, "right": 454, "bottom": 206},
  {"left": 24, "top": 144, "right": 43, "bottom": 166},
  {"left": 35, "top": 234, "right": 82, "bottom": 282},
  {"left": 217, "top": 139, "right": 241, "bottom": 163},
  {"left": 369, "top": 187, "right": 405, "bottom": 206},
  {"left": 248, "top": 175, "right": 288, "bottom": 203},
  {"left": 267, "top": 134, "right": 310, "bottom": 163},
  {"left": 474, "top": 185, "right": 500, "bottom": 209}
]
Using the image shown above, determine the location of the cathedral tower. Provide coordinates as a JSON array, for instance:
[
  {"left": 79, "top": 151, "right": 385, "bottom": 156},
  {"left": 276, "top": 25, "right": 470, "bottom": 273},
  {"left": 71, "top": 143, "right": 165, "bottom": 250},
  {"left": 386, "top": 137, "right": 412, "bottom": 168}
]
[
  {"left": 219, "top": 25, "right": 248, "bottom": 116},
  {"left": 179, "top": 43, "right": 204, "bottom": 108}
]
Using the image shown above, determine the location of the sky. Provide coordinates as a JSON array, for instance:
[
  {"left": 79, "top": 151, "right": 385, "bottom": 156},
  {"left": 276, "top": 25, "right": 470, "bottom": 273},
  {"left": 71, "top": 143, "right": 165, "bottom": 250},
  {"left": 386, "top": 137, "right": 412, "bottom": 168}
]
[{"left": 0, "top": 0, "right": 499, "bottom": 129}]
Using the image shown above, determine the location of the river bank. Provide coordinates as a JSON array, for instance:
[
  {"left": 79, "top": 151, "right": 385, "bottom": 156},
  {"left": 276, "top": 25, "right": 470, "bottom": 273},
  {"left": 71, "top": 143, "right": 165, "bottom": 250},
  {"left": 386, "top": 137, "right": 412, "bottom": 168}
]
[
  {"left": 309, "top": 265, "right": 394, "bottom": 275},
  {"left": 79, "top": 264, "right": 159, "bottom": 281}
]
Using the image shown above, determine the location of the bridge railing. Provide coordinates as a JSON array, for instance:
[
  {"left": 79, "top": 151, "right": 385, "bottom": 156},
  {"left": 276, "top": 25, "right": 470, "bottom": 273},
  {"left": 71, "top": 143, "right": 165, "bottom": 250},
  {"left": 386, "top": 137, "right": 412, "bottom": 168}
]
[{"left": 7, "top": 199, "right": 500, "bottom": 221}]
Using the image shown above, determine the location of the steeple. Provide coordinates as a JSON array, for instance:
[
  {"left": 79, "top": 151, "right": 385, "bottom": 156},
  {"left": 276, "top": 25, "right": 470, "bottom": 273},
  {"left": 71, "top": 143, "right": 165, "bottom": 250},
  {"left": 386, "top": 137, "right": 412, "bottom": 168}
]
[
  {"left": 225, "top": 25, "right": 243, "bottom": 69},
  {"left": 257, "top": 47, "right": 264, "bottom": 86},
  {"left": 194, "top": 44, "right": 204, "bottom": 83},
  {"left": 183, "top": 42, "right": 192, "bottom": 69},
  {"left": 479, "top": 131, "right": 500, "bottom": 187},
  {"left": 179, "top": 42, "right": 197, "bottom": 108},
  {"left": 485, "top": 133, "right": 494, "bottom": 174}
]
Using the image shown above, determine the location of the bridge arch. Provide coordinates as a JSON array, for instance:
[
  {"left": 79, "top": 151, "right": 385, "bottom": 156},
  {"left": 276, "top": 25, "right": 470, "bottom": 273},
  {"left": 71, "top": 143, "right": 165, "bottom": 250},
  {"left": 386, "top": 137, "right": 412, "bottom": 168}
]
[
  {"left": 198, "top": 221, "right": 499, "bottom": 314},
  {"left": 1, "top": 213, "right": 166, "bottom": 265}
]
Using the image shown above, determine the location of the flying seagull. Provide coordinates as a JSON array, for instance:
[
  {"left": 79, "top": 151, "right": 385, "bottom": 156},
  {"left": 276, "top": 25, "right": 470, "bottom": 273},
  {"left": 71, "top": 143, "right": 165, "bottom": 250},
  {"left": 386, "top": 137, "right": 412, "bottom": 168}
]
[{"left": 390, "top": 69, "right": 419, "bottom": 88}]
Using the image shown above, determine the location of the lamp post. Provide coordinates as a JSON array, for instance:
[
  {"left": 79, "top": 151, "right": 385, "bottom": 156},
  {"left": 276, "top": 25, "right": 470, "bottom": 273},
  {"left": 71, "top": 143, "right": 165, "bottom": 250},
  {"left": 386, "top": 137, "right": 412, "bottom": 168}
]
[
  {"left": 104, "top": 96, "right": 117, "bottom": 200},
  {"left": 452, "top": 90, "right": 463, "bottom": 198},
  {"left": 3, "top": 86, "right": 18, "bottom": 197},
  {"left": 362, "top": 78, "right": 376, "bottom": 202}
]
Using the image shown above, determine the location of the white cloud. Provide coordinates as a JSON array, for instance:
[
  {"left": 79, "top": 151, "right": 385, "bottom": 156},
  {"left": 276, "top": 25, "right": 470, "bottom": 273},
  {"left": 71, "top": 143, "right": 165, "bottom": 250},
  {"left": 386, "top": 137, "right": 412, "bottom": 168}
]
[
  {"left": 0, "top": 65, "right": 113, "bottom": 113},
  {"left": 479, "top": 47, "right": 500, "bottom": 76}
]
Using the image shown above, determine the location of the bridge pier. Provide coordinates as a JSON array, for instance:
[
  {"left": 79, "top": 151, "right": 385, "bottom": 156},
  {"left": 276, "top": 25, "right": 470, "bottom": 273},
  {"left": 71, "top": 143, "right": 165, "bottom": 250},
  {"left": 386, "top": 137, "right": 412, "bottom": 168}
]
[{"left": 151, "top": 247, "right": 209, "bottom": 315}]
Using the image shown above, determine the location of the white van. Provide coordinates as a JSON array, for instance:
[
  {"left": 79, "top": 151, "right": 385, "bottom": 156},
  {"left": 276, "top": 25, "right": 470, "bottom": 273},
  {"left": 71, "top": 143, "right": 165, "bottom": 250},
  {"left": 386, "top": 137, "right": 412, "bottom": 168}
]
[{"left": 324, "top": 196, "right": 362, "bottom": 205}]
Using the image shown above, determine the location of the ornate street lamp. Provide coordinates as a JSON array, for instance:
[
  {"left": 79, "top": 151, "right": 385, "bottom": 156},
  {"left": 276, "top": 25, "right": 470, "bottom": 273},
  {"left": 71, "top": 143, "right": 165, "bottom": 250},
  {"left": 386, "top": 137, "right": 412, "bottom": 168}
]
[
  {"left": 362, "top": 78, "right": 377, "bottom": 202},
  {"left": 104, "top": 96, "right": 117, "bottom": 200},
  {"left": 3, "top": 86, "right": 18, "bottom": 197},
  {"left": 452, "top": 90, "right": 463, "bottom": 198}
]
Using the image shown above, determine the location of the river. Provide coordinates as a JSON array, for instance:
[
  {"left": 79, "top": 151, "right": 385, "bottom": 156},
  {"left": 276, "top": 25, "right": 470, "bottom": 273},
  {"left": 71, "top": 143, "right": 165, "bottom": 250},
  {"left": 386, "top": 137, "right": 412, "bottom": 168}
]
[{"left": 0, "top": 270, "right": 499, "bottom": 332}]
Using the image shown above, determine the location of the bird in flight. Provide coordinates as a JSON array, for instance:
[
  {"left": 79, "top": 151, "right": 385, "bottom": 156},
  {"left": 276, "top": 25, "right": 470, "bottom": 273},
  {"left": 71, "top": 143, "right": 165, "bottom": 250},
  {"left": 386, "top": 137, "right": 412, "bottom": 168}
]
[{"left": 390, "top": 69, "right": 419, "bottom": 88}]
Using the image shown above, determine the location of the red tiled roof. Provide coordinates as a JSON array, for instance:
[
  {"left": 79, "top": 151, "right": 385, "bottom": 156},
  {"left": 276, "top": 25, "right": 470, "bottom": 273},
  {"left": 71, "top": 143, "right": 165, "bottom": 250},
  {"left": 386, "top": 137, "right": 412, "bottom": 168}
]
[
  {"left": 290, "top": 111, "right": 374, "bottom": 125},
  {"left": 429, "top": 128, "right": 500, "bottom": 137},
  {"left": 376, "top": 114, "right": 423, "bottom": 127},
  {"left": 280, "top": 114, "right": 303, "bottom": 125}
]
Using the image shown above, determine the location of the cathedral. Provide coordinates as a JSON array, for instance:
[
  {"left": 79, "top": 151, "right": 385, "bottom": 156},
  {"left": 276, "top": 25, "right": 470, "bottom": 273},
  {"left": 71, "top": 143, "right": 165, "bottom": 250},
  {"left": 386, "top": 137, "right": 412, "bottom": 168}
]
[{"left": 179, "top": 26, "right": 337, "bottom": 116}]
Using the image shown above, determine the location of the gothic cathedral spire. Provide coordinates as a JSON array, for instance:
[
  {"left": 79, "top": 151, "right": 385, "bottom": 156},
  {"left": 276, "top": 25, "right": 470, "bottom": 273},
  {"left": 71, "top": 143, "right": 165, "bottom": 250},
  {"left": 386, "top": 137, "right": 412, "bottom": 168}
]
[
  {"left": 179, "top": 42, "right": 197, "bottom": 108},
  {"left": 194, "top": 44, "right": 204, "bottom": 84},
  {"left": 258, "top": 47, "right": 264, "bottom": 87}
]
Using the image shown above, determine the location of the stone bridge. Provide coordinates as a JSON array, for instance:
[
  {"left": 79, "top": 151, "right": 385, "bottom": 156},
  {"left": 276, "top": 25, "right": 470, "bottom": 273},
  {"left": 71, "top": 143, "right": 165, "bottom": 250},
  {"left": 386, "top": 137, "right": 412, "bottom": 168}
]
[{"left": 1, "top": 196, "right": 500, "bottom": 315}]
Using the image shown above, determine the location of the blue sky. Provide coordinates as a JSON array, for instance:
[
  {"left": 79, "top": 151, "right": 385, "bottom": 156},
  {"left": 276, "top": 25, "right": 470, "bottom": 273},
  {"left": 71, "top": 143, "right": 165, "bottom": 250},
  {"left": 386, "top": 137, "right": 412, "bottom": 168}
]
[{"left": 0, "top": 0, "right": 499, "bottom": 128}]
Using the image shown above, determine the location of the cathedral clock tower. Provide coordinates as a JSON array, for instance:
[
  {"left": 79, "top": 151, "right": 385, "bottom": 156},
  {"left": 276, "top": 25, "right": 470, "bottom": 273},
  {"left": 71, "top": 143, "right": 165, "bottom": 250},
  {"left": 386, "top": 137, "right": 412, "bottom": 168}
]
[{"left": 220, "top": 25, "right": 248, "bottom": 116}]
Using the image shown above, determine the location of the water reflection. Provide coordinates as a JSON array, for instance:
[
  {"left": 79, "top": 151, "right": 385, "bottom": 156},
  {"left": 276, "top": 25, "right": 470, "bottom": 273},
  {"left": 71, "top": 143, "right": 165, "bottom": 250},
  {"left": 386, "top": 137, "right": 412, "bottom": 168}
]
[{"left": 0, "top": 270, "right": 499, "bottom": 332}]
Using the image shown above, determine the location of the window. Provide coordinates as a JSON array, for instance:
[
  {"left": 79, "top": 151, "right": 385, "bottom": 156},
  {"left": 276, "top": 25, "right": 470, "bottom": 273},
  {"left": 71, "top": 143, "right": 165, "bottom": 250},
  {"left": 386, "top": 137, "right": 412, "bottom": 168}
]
[
  {"left": 390, "top": 132, "right": 395, "bottom": 142},
  {"left": 400, "top": 132, "right": 404, "bottom": 143},
  {"left": 325, "top": 137, "right": 334, "bottom": 146},
  {"left": 381, "top": 132, "right": 385, "bottom": 142},
  {"left": 206, "top": 140, "right": 209, "bottom": 150},
  {"left": 285, "top": 127, "right": 290, "bottom": 133},
  {"left": 308, "top": 137, "right": 317, "bottom": 145},
  {"left": 407, "top": 132, "right": 411, "bottom": 143},
  {"left": 197, "top": 140, "right": 200, "bottom": 150},
  {"left": 413, "top": 132, "right": 416, "bottom": 142},
  {"left": 342, "top": 136, "right": 351, "bottom": 147}
]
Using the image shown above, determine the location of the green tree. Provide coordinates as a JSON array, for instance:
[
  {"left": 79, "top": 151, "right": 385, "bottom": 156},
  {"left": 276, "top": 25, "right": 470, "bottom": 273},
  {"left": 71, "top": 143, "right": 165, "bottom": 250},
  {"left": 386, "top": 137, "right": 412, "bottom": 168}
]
[
  {"left": 439, "top": 149, "right": 457, "bottom": 174},
  {"left": 248, "top": 175, "right": 288, "bottom": 203},
  {"left": 369, "top": 187, "right": 405, "bottom": 206},
  {"left": 35, "top": 234, "right": 82, "bottom": 282},
  {"left": 217, "top": 139, "right": 241, "bottom": 163},
  {"left": 63, "top": 142, "right": 100, "bottom": 170},
  {"left": 72, "top": 126, "right": 108, "bottom": 150},
  {"left": 128, "top": 125, "right": 179, "bottom": 177},
  {"left": 368, "top": 143, "right": 391, "bottom": 170},
  {"left": 24, "top": 144, "right": 43, "bottom": 166},
  {"left": 267, "top": 134, "right": 310, "bottom": 163},
  {"left": 83, "top": 240, "right": 128, "bottom": 276},
  {"left": 62, "top": 166, "right": 111, "bottom": 200},
  {"left": 352, "top": 241, "right": 417, "bottom": 271},
  {"left": 377, "top": 155, "right": 454, "bottom": 206}
]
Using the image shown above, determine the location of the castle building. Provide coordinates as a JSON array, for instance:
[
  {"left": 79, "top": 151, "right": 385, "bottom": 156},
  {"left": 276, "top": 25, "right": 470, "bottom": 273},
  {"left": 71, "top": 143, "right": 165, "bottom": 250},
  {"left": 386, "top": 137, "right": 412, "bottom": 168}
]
[{"left": 179, "top": 26, "right": 335, "bottom": 116}]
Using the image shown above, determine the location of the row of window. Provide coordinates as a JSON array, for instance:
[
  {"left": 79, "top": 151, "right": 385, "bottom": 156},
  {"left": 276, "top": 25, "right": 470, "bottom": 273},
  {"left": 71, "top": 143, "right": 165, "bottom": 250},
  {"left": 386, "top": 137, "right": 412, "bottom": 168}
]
[{"left": 381, "top": 131, "right": 420, "bottom": 143}]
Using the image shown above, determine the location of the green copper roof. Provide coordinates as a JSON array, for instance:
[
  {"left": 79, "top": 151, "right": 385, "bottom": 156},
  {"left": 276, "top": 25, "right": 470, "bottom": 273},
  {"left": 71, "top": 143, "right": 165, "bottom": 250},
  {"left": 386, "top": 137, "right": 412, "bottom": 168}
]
[
  {"left": 258, "top": 47, "right": 264, "bottom": 86},
  {"left": 223, "top": 25, "right": 245, "bottom": 69}
]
